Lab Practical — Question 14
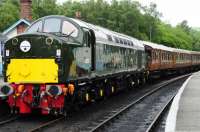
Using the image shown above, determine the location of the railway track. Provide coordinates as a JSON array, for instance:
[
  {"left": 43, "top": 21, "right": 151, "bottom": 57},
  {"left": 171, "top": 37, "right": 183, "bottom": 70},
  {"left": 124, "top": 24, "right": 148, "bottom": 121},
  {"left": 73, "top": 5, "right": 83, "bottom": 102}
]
[
  {"left": 86, "top": 74, "right": 189, "bottom": 132},
  {"left": 145, "top": 95, "right": 174, "bottom": 132},
  {"left": 0, "top": 114, "right": 18, "bottom": 126},
  {"left": 0, "top": 114, "right": 63, "bottom": 132},
  {"left": 29, "top": 116, "right": 64, "bottom": 132}
]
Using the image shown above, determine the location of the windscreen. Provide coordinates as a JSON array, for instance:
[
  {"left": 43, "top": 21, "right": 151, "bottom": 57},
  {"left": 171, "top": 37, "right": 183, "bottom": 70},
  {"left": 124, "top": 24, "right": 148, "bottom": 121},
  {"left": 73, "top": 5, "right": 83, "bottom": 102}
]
[{"left": 44, "top": 18, "right": 61, "bottom": 33}]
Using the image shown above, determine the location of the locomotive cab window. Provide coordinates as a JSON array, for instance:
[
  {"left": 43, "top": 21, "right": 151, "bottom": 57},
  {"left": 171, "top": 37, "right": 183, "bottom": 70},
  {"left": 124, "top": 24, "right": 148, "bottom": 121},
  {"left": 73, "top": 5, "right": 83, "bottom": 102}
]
[
  {"left": 44, "top": 18, "right": 61, "bottom": 33},
  {"left": 62, "top": 21, "right": 78, "bottom": 37},
  {"left": 27, "top": 20, "right": 42, "bottom": 33}
]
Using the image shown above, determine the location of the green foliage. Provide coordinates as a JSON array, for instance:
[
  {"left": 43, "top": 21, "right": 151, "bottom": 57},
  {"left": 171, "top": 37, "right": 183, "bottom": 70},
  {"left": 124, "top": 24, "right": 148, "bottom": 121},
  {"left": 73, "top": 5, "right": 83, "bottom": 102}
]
[
  {"left": 155, "top": 22, "right": 193, "bottom": 50},
  {"left": 32, "top": 0, "right": 59, "bottom": 19},
  {"left": 0, "top": 0, "right": 200, "bottom": 51},
  {"left": 190, "top": 29, "right": 200, "bottom": 51},
  {"left": 0, "top": 0, "right": 19, "bottom": 31},
  {"left": 58, "top": 0, "right": 150, "bottom": 40}
]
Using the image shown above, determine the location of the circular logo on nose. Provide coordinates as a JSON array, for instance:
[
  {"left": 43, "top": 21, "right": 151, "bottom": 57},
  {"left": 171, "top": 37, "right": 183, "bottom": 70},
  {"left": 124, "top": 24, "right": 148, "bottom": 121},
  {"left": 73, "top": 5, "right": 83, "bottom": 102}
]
[{"left": 20, "top": 40, "right": 31, "bottom": 52}]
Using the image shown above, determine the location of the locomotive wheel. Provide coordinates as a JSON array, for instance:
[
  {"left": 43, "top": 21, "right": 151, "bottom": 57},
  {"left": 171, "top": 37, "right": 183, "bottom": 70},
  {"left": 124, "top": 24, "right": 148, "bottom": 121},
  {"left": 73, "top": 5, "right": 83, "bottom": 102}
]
[
  {"left": 127, "top": 77, "right": 134, "bottom": 90},
  {"left": 93, "top": 86, "right": 104, "bottom": 101},
  {"left": 97, "top": 88, "right": 104, "bottom": 100},
  {"left": 77, "top": 88, "right": 91, "bottom": 105}
]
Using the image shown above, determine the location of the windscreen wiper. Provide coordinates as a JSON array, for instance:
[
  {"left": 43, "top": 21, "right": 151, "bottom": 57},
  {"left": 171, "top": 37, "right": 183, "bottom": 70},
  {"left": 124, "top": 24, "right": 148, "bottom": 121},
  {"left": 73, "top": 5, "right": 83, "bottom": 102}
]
[{"left": 45, "top": 30, "right": 75, "bottom": 38}]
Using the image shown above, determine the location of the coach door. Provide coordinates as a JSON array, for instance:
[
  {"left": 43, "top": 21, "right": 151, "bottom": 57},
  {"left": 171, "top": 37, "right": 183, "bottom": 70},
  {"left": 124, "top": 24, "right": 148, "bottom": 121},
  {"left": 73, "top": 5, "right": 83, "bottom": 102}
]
[{"left": 89, "top": 29, "right": 96, "bottom": 71}]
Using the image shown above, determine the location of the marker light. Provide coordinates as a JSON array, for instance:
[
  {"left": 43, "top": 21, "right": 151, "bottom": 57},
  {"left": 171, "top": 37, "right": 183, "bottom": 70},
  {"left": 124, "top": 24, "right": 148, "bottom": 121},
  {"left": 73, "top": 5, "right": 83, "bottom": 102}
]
[
  {"left": 56, "top": 49, "right": 61, "bottom": 57},
  {"left": 12, "top": 38, "right": 18, "bottom": 45},
  {"left": 6, "top": 50, "right": 9, "bottom": 57},
  {"left": 46, "top": 37, "right": 53, "bottom": 45}
]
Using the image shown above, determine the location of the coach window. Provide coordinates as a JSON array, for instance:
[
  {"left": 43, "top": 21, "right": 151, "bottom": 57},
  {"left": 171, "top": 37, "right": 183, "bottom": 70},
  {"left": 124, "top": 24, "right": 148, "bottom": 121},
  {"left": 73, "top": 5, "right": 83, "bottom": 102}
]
[
  {"left": 168, "top": 53, "right": 170, "bottom": 60},
  {"left": 153, "top": 52, "right": 155, "bottom": 60},
  {"left": 163, "top": 53, "right": 165, "bottom": 60},
  {"left": 167, "top": 54, "right": 169, "bottom": 60},
  {"left": 156, "top": 52, "right": 158, "bottom": 60},
  {"left": 162, "top": 53, "right": 164, "bottom": 60},
  {"left": 62, "top": 21, "right": 78, "bottom": 37},
  {"left": 164, "top": 53, "right": 166, "bottom": 60},
  {"left": 155, "top": 52, "right": 157, "bottom": 60}
]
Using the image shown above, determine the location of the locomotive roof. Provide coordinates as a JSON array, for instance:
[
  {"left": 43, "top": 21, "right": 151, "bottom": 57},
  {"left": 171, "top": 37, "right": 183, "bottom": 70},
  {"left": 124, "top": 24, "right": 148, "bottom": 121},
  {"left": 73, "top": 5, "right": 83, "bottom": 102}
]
[
  {"left": 70, "top": 17, "right": 144, "bottom": 51},
  {"left": 29, "top": 15, "right": 144, "bottom": 51}
]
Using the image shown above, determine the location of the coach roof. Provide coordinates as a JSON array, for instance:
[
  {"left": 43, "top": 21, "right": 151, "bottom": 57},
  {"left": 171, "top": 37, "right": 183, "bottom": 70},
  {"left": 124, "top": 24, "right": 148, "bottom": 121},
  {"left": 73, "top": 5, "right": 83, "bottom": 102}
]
[{"left": 142, "top": 41, "right": 174, "bottom": 52}]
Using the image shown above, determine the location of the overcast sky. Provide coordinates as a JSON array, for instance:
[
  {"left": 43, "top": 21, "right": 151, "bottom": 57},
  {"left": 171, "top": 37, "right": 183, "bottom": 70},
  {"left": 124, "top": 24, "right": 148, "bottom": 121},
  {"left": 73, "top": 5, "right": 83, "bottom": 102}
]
[{"left": 57, "top": 0, "right": 200, "bottom": 27}]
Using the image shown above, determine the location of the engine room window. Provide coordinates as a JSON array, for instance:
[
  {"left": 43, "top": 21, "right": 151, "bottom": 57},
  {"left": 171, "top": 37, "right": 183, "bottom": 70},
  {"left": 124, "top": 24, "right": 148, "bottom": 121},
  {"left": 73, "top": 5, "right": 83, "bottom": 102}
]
[
  {"left": 44, "top": 18, "right": 61, "bottom": 33},
  {"left": 27, "top": 21, "right": 42, "bottom": 33},
  {"left": 120, "top": 38, "right": 123, "bottom": 44},
  {"left": 106, "top": 34, "right": 113, "bottom": 41},
  {"left": 124, "top": 39, "right": 127, "bottom": 45},
  {"left": 130, "top": 41, "right": 133, "bottom": 46},
  {"left": 114, "top": 37, "right": 119, "bottom": 43},
  {"left": 62, "top": 21, "right": 78, "bottom": 37}
]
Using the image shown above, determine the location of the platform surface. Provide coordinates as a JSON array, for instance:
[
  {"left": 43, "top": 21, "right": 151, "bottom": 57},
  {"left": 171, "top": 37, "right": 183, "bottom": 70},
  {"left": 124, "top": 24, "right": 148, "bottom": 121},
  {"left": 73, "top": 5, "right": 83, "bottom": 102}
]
[
  {"left": 175, "top": 72, "right": 200, "bottom": 132},
  {"left": 165, "top": 72, "right": 200, "bottom": 132}
]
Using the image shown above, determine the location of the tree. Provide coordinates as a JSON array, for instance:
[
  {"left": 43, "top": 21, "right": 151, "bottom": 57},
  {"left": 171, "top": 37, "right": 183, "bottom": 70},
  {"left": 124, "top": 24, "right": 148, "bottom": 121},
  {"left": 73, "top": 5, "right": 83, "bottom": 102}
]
[
  {"left": 32, "top": 0, "right": 59, "bottom": 20},
  {"left": 0, "top": 0, "right": 199, "bottom": 51},
  {"left": 0, "top": 0, "right": 19, "bottom": 31},
  {"left": 177, "top": 20, "right": 191, "bottom": 34},
  {"left": 155, "top": 22, "right": 193, "bottom": 50}
]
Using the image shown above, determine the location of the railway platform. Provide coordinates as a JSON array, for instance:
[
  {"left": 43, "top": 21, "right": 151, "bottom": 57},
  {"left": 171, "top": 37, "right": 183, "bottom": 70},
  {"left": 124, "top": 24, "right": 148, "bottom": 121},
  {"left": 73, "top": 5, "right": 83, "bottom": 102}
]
[{"left": 165, "top": 71, "right": 200, "bottom": 132}]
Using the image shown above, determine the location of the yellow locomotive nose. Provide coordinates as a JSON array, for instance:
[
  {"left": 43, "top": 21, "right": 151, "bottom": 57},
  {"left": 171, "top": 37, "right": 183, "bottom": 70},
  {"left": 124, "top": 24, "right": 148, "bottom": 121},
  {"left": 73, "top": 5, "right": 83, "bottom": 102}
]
[{"left": 6, "top": 59, "right": 58, "bottom": 83}]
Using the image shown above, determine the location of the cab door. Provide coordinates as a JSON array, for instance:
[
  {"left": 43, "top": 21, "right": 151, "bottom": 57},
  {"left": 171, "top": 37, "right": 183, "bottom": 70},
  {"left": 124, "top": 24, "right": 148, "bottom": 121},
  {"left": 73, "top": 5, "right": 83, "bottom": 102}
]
[{"left": 83, "top": 29, "right": 96, "bottom": 71}]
